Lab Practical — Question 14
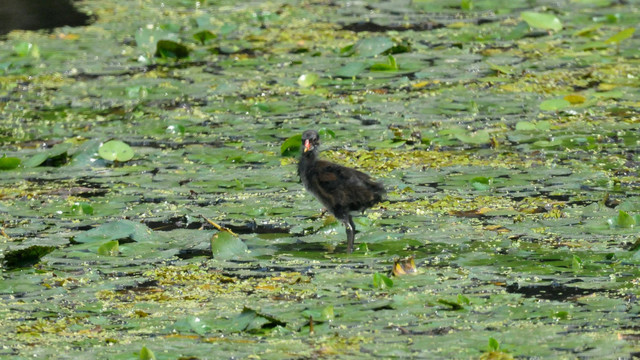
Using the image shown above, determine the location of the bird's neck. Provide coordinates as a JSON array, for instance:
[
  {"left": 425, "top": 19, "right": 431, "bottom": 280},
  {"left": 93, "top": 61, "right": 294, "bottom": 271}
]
[{"left": 298, "top": 150, "right": 317, "bottom": 173}]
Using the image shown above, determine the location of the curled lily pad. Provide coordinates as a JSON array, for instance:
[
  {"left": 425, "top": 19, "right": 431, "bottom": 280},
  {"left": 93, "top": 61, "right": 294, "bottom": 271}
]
[
  {"left": 318, "top": 128, "right": 336, "bottom": 139},
  {"left": 139, "top": 346, "right": 156, "bottom": 360},
  {"left": 98, "top": 140, "right": 134, "bottom": 162},
  {"left": 297, "top": 73, "right": 319, "bottom": 88},
  {"left": 373, "top": 272, "right": 393, "bottom": 289},
  {"left": 166, "top": 124, "right": 186, "bottom": 135},
  {"left": 14, "top": 42, "right": 40, "bottom": 58},
  {"left": 470, "top": 176, "right": 492, "bottom": 191},
  {"left": 604, "top": 28, "right": 635, "bottom": 44},
  {"left": 70, "top": 202, "right": 94, "bottom": 216},
  {"left": 155, "top": 40, "right": 190, "bottom": 59},
  {"left": 22, "top": 143, "right": 71, "bottom": 168},
  {"left": 97, "top": 240, "right": 119, "bottom": 256},
  {"left": 281, "top": 134, "right": 302, "bottom": 157},
  {"left": 608, "top": 210, "right": 639, "bottom": 229},
  {"left": 370, "top": 55, "right": 398, "bottom": 71},
  {"left": 193, "top": 30, "right": 217, "bottom": 45},
  {"left": 0, "top": 155, "right": 20, "bottom": 170}
]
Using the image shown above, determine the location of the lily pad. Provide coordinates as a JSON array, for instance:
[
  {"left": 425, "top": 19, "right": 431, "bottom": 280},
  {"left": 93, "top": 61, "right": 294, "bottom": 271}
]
[
  {"left": 373, "top": 272, "right": 393, "bottom": 289},
  {"left": 604, "top": 28, "right": 635, "bottom": 44},
  {"left": 97, "top": 240, "right": 120, "bottom": 256},
  {"left": 0, "top": 155, "right": 20, "bottom": 170},
  {"left": 521, "top": 11, "right": 563, "bottom": 32},
  {"left": 74, "top": 220, "right": 153, "bottom": 243},
  {"left": 210, "top": 231, "right": 248, "bottom": 260},
  {"left": 70, "top": 202, "right": 94, "bottom": 216},
  {"left": 281, "top": 134, "right": 302, "bottom": 157},
  {"left": 335, "top": 61, "right": 367, "bottom": 78},
  {"left": 98, "top": 140, "right": 134, "bottom": 162},
  {"left": 539, "top": 98, "right": 570, "bottom": 111},
  {"left": 297, "top": 73, "right": 319, "bottom": 88},
  {"left": 355, "top": 36, "right": 394, "bottom": 57},
  {"left": 608, "top": 210, "right": 639, "bottom": 229},
  {"left": 139, "top": 346, "right": 156, "bottom": 360},
  {"left": 22, "top": 143, "right": 71, "bottom": 168},
  {"left": 155, "top": 40, "right": 190, "bottom": 59},
  {"left": 370, "top": 55, "right": 398, "bottom": 71}
]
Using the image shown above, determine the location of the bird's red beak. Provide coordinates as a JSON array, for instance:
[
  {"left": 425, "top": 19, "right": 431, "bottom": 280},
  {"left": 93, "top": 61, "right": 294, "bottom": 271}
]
[{"left": 303, "top": 139, "right": 311, "bottom": 152}]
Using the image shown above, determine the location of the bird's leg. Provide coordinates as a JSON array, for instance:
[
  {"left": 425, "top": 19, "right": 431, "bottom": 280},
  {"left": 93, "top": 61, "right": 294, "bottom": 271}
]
[{"left": 344, "top": 215, "right": 356, "bottom": 254}]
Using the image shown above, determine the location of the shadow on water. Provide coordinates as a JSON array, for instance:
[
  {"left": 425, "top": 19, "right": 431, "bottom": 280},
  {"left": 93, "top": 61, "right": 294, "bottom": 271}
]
[{"left": 0, "top": 0, "right": 92, "bottom": 35}]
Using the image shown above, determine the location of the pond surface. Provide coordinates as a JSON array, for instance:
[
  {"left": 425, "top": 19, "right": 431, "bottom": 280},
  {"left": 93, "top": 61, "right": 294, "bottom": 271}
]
[{"left": 1, "top": 0, "right": 639, "bottom": 358}]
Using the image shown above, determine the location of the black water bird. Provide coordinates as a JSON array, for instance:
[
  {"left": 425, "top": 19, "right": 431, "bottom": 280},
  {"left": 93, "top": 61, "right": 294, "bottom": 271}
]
[{"left": 297, "top": 130, "right": 385, "bottom": 253}]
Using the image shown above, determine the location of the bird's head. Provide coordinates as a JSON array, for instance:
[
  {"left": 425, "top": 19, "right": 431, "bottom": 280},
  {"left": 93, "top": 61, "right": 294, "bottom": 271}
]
[{"left": 301, "top": 130, "right": 320, "bottom": 154}]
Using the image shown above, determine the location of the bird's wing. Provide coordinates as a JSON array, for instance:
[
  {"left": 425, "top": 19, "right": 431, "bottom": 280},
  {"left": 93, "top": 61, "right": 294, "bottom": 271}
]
[{"left": 314, "top": 161, "right": 364, "bottom": 192}]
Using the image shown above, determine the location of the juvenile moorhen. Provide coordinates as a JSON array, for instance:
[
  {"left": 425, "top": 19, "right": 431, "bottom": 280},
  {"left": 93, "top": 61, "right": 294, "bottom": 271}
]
[{"left": 298, "top": 130, "right": 385, "bottom": 253}]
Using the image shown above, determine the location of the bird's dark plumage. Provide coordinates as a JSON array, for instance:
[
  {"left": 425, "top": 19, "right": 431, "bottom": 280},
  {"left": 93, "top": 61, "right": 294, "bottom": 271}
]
[{"left": 298, "top": 130, "right": 385, "bottom": 253}]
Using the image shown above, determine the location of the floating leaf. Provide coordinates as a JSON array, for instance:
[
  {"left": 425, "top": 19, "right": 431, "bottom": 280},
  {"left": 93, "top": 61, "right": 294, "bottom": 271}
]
[
  {"left": 455, "top": 130, "right": 491, "bottom": 145},
  {"left": 572, "top": 255, "right": 583, "bottom": 270},
  {"left": 471, "top": 176, "right": 492, "bottom": 191},
  {"left": 22, "top": 143, "right": 71, "bottom": 168},
  {"left": 487, "top": 62, "right": 513, "bottom": 75},
  {"left": 370, "top": 55, "right": 398, "bottom": 71},
  {"left": 223, "top": 307, "right": 286, "bottom": 333},
  {"left": 515, "top": 121, "right": 536, "bottom": 131},
  {"left": 573, "top": 24, "right": 602, "bottom": 37},
  {"left": 355, "top": 36, "right": 394, "bottom": 57},
  {"left": 193, "top": 30, "right": 217, "bottom": 45},
  {"left": 97, "top": 240, "right": 119, "bottom": 256},
  {"left": 539, "top": 98, "right": 570, "bottom": 111},
  {"left": 318, "top": 128, "right": 336, "bottom": 139},
  {"left": 373, "top": 272, "right": 393, "bottom": 289},
  {"left": 139, "top": 346, "right": 156, "bottom": 360},
  {"left": 521, "top": 12, "right": 563, "bottom": 32},
  {"left": 70, "top": 202, "right": 94, "bottom": 216},
  {"left": 457, "top": 294, "right": 471, "bottom": 305},
  {"left": 488, "top": 337, "right": 500, "bottom": 351},
  {"left": 126, "top": 85, "right": 148, "bottom": 98},
  {"left": 3, "top": 245, "right": 56, "bottom": 270},
  {"left": 335, "top": 61, "right": 367, "bottom": 78},
  {"left": 604, "top": 28, "right": 635, "bottom": 44},
  {"left": 166, "top": 124, "right": 186, "bottom": 135},
  {"left": 302, "top": 305, "right": 335, "bottom": 322},
  {"left": 563, "top": 94, "right": 586, "bottom": 104},
  {"left": 553, "top": 311, "right": 569, "bottom": 320},
  {"left": 171, "top": 316, "right": 212, "bottom": 335},
  {"left": 281, "top": 134, "right": 302, "bottom": 157},
  {"left": 437, "top": 298, "right": 464, "bottom": 310},
  {"left": 74, "top": 220, "right": 152, "bottom": 243},
  {"left": 155, "top": 40, "right": 190, "bottom": 59},
  {"left": 608, "top": 210, "right": 638, "bottom": 229},
  {"left": 0, "top": 155, "right": 20, "bottom": 170},
  {"left": 461, "top": 0, "right": 473, "bottom": 11},
  {"left": 98, "top": 140, "right": 134, "bottom": 162},
  {"left": 14, "top": 42, "right": 40, "bottom": 58},
  {"left": 210, "top": 231, "right": 248, "bottom": 260},
  {"left": 297, "top": 73, "right": 319, "bottom": 88}
]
